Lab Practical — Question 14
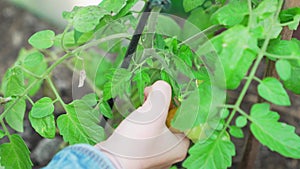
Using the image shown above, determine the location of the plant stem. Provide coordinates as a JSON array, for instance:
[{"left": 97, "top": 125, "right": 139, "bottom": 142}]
[
  {"left": 264, "top": 52, "right": 299, "bottom": 59},
  {"left": 46, "top": 77, "right": 67, "bottom": 110}
]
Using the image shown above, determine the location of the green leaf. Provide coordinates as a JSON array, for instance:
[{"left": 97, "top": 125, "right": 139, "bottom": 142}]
[
  {"left": 57, "top": 100, "right": 105, "bottom": 145},
  {"left": 235, "top": 116, "right": 247, "bottom": 128},
  {"left": 0, "top": 130, "right": 5, "bottom": 139},
  {"left": 115, "top": 0, "right": 138, "bottom": 18},
  {"left": 173, "top": 56, "right": 194, "bottom": 78},
  {"left": 280, "top": 7, "right": 300, "bottom": 22},
  {"left": 155, "top": 34, "right": 166, "bottom": 50},
  {"left": 257, "top": 77, "right": 291, "bottom": 106},
  {"left": 73, "top": 6, "right": 108, "bottom": 33},
  {"left": 99, "top": 101, "right": 113, "bottom": 119},
  {"left": 103, "top": 68, "right": 132, "bottom": 101},
  {"left": 211, "top": 1, "right": 248, "bottom": 26},
  {"left": 29, "top": 114, "right": 56, "bottom": 138},
  {"left": 183, "top": 132, "right": 235, "bottom": 169},
  {"left": 229, "top": 126, "right": 244, "bottom": 138},
  {"left": 5, "top": 99, "right": 26, "bottom": 132},
  {"left": 81, "top": 93, "right": 98, "bottom": 107},
  {"left": 287, "top": 15, "right": 300, "bottom": 30},
  {"left": 133, "top": 68, "right": 151, "bottom": 102},
  {"left": 156, "top": 15, "right": 181, "bottom": 37},
  {"left": 211, "top": 25, "right": 258, "bottom": 89},
  {"left": 23, "top": 52, "right": 44, "bottom": 67},
  {"left": 178, "top": 45, "right": 193, "bottom": 67},
  {"left": 276, "top": 60, "right": 291, "bottom": 81},
  {"left": 0, "top": 134, "right": 33, "bottom": 169},
  {"left": 160, "top": 70, "right": 180, "bottom": 97},
  {"left": 279, "top": 7, "right": 300, "bottom": 30},
  {"left": 30, "top": 97, "right": 54, "bottom": 118},
  {"left": 183, "top": 0, "right": 205, "bottom": 12},
  {"left": 284, "top": 65, "right": 300, "bottom": 94},
  {"left": 2, "top": 67, "right": 25, "bottom": 97},
  {"left": 267, "top": 38, "right": 300, "bottom": 59},
  {"left": 28, "top": 30, "right": 55, "bottom": 49},
  {"left": 99, "top": 0, "right": 127, "bottom": 14},
  {"left": 250, "top": 103, "right": 300, "bottom": 158},
  {"left": 220, "top": 109, "right": 229, "bottom": 119},
  {"left": 182, "top": 8, "right": 212, "bottom": 41}
]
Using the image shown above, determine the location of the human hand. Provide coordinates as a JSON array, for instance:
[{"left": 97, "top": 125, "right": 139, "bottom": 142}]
[{"left": 95, "top": 80, "right": 190, "bottom": 169}]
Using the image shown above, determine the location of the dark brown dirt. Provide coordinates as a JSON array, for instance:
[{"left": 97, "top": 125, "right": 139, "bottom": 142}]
[{"left": 0, "top": 0, "right": 300, "bottom": 168}]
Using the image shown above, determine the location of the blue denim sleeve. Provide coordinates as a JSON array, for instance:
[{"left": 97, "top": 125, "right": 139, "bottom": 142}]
[{"left": 42, "top": 144, "right": 116, "bottom": 169}]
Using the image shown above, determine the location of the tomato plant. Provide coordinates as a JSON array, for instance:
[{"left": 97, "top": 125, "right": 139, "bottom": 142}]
[{"left": 0, "top": 0, "right": 300, "bottom": 168}]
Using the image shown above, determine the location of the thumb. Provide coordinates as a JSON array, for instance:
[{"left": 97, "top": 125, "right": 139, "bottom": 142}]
[{"left": 126, "top": 80, "right": 172, "bottom": 125}]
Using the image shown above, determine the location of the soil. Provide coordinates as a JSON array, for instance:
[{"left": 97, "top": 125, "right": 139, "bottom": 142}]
[{"left": 0, "top": 0, "right": 300, "bottom": 168}]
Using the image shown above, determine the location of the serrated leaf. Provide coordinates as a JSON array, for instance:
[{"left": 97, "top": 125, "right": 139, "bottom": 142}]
[
  {"left": 250, "top": 103, "right": 300, "bottom": 158},
  {"left": 73, "top": 6, "right": 108, "bottom": 33},
  {"left": 28, "top": 30, "right": 55, "bottom": 49},
  {"left": 229, "top": 126, "right": 244, "bottom": 138},
  {"left": 81, "top": 93, "right": 98, "bottom": 107},
  {"left": 29, "top": 114, "right": 55, "bottom": 138},
  {"left": 183, "top": 0, "right": 205, "bottom": 12},
  {"left": 276, "top": 60, "right": 291, "bottom": 80},
  {"left": 0, "top": 130, "right": 5, "bottom": 139},
  {"left": 0, "top": 134, "right": 33, "bottom": 169},
  {"left": 99, "top": 0, "right": 127, "bottom": 14},
  {"left": 211, "top": 25, "right": 258, "bottom": 89},
  {"left": 258, "top": 77, "right": 291, "bottom": 106},
  {"left": 30, "top": 97, "right": 54, "bottom": 118},
  {"left": 211, "top": 0, "right": 248, "bottom": 26},
  {"left": 183, "top": 132, "right": 235, "bottom": 169},
  {"left": 103, "top": 68, "right": 131, "bottom": 101},
  {"left": 57, "top": 100, "right": 105, "bottom": 145},
  {"left": 99, "top": 101, "right": 113, "bottom": 119},
  {"left": 235, "top": 116, "right": 247, "bottom": 128},
  {"left": 5, "top": 99, "right": 26, "bottom": 132}
]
